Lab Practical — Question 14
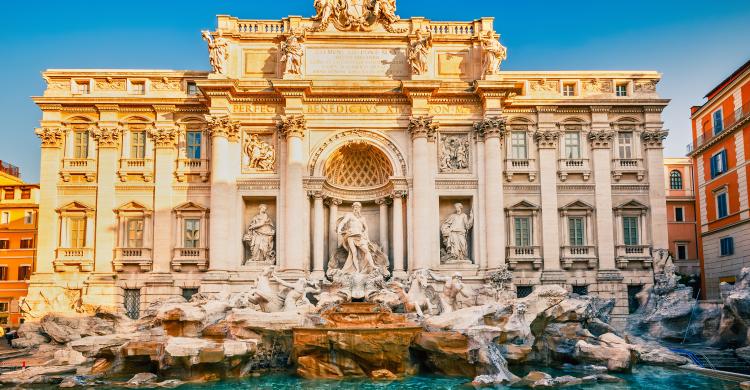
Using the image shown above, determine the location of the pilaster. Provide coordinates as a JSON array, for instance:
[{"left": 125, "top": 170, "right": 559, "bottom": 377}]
[
  {"left": 35, "top": 126, "right": 65, "bottom": 274},
  {"left": 474, "top": 116, "right": 507, "bottom": 270},
  {"left": 589, "top": 128, "right": 618, "bottom": 271},
  {"left": 278, "top": 115, "right": 309, "bottom": 274},
  {"left": 642, "top": 128, "right": 670, "bottom": 251},
  {"left": 534, "top": 125, "right": 562, "bottom": 275},
  {"left": 149, "top": 122, "right": 179, "bottom": 274},
  {"left": 407, "top": 115, "right": 438, "bottom": 270}
]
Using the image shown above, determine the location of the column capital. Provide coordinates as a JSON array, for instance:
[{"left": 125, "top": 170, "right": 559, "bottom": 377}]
[
  {"left": 533, "top": 130, "right": 561, "bottom": 149},
  {"left": 588, "top": 129, "right": 615, "bottom": 149},
  {"left": 206, "top": 115, "right": 241, "bottom": 142},
  {"left": 148, "top": 127, "right": 179, "bottom": 149},
  {"left": 325, "top": 197, "right": 343, "bottom": 207},
  {"left": 277, "top": 115, "right": 307, "bottom": 139},
  {"left": 408, "top": 115, "right": 439, "bottom": 141},
  {"left": 90, "top": 126, "right": 123, "bottom": 148},
  {"left": 641, "top": 129, "right": 669, "bottom": 149},
  {"left": 307, "top": 190, "right": 325, "bottom": 199},
  {"left": 35, "top": 127, "right": 65, "bottom": 148},
  {"left": 473, "top": 116, "right": 507, "bottom": 140},
  {"left": 391, "top": 189, "right": 409, "bottom": 198},
  {"left": 375, "top": 197, "right": 392, "bottom": 206}
]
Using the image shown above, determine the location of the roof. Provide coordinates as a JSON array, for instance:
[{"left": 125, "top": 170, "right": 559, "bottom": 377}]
[{"left": 704, "top": 58, "right": 750, "bottom": 100}]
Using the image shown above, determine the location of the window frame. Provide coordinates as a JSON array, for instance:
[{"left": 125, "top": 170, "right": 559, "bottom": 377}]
[
  {"left": 24, "top": 211, "right": 34, "bottom": 225},
  {"left": 568, "top": 216, "right": 586, "bottom": 246},
  {"left": 186, "top": 81, "right": 198, "bottom": 96},
  {"left": 128, "top": 79, "right": 147, "bottom": 95},
  {"left": 615, "top": 83, "right": 628, "bottom": 97},
  {"left": 126, "top": 218, "right": 145, "bottom": 248},
  {"left": 716, "top": 190, "right": 729, "bottom": 219},
  {"left": 186, "top": 131, "right": 203, "bottom": 160},
  {"left": 0, "top": 240, "right": 9, "bottom": 250},
  {"left": 720, "top": 237, "right": 735, "bottom": 256},
  {"left": 618, "top": 131, "right": 634, "bottom": 159},
  {"left": 17, "top": 265, "right": 31, "bottom": 281},
  {"left": 622, "top": 216, "right": 640, "bottom": 246},
  {"left": 1, "top": 211, "right": 9, "bottom": 225},
  {"left": 130, "top": 130, "right": 147, "bottom": 159},
  {"left": 674, "top": 207, "right": 685, "bottom": 222},
  {"left": 510, "top": 131, "right": 528, "bottom": 160},
  {"left": 710, "top": 150, "right": 729, "bottom": 179},
  {"left": 563, "top": 132, "right": 581, "bottom": 159},
  {"left": 562, "top": 82, "right": 577, "bottom": 97},
  {"left": 670, "top": 170, "right": 683, "bottom": 190},
  {"left": 73, "top": 130, "right": 90, "bottom": 159},
  {"left": 713, "top": 109, "right": 724, "bottom": 135},
  {"left": 19, "top": 238, "right": 33, "bottom": 249},
  {"left": 675, "top": 243, "right": 688, "bottom": 260},
  {"left": 183, "top": 218, "right": 201, "bottom": 249}
]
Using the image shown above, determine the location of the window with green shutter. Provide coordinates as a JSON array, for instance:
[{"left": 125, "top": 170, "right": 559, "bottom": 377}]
[
  {"left": 514, "top": 217, "right": 531, "bottom": 247},
  {"left": 623, "top": 216, "right": 639, "bottom": 246},
  {"left": 569, "top": 217, "right": 585, "bottom": 246}
]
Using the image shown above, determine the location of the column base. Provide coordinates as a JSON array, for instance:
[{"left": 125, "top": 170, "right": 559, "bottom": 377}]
[{"left": 540, "top": 270, "right": 568, "bottom": 285}]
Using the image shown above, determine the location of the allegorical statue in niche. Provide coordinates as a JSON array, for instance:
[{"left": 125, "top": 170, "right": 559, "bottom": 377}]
[
  {"left": 408, "top": 28, "right": 432, "bottom": 75},
  {"left": 280, "top": 30, "right": 305, "bottom": 76},
  {"left": 337, "top": 202, "right": 378, "bottom": 274},
  {"left": 243, "top": 204, "right": 276, "bottom": 265},
  {"left": 201, "top": 30, "right": 229, "bottom": 75},
  {"left": 245, "top": 135, "right": 276, "bottom": 171},
  {"left": 440, "top": 135, "right": 470, "bottom": 172},
  {"left": 480, "top": 31, "right": 507, "bottom": 77},
  {"left": 440, "top": 203, "right": 474, "bottom": 263}
]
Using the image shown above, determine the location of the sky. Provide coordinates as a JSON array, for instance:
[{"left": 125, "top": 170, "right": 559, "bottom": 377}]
[{"left": 2, "top": 0, "right": 749, "bottom": 183}]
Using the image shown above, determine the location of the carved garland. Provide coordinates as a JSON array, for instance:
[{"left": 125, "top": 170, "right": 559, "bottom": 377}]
[
  {"left": 408, "top": 115, "right": 439, "bottom": 140},
  {"left": 277, "top": 115, "right": 307, "bottom": 139},
  {"left": 90, "top": 126, "right": 123, "bottom": 147},
  {"left": 206, "top": 116, "right": 241, "bottom": 141},
  {"left": 35, "top": 127, "right": 65, "bottom": 148}
]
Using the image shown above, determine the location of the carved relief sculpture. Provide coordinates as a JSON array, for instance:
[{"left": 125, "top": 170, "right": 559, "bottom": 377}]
[
  {"left": 311, "top": 0, "right": 403, "bottom": 32},
  {"left": 480, "top": 31, "right": 507, "bottom": 77},
  {"left": 408, "top": 29, "right": 433, "bottom": 75},
  {"left": 243, "top": 204, "right": 276, "bottom": 265},
  {"left": 440, "top": 203, "right": 474, "bottom": 264},
  {"left": 202, "top": 30, "right": 229, "bottom": 75},
  {"left": 244, "top": 134, "right": 276, "bottom": 172},
  {"left": 280, "top": 30, "right": 305, "bottom": 77},
  {"left": 439, "top": 134, "right": 470, "bottom": 172}
]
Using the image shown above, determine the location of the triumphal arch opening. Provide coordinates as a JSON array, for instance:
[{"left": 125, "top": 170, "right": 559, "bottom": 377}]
[{"left": 27, "top": 0, "right": 669, "bottom": 325}]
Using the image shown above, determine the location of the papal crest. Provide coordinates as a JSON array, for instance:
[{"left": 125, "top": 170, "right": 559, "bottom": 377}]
[{"left": 311, "top": 0, "right": 404, "bottom": 32}]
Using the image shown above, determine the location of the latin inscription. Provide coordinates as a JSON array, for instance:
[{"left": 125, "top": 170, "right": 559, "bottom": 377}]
[
  {"left": 306, "top": 47, "right": 409, "bottom": 78},
  {"left": 304, "top": 104, "right": 409, "bottom": 115}
]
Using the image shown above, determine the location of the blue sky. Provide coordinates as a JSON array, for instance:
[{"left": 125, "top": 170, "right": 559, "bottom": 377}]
[{"left": 2, "top": 0, "right": 749, "bottom": 182}]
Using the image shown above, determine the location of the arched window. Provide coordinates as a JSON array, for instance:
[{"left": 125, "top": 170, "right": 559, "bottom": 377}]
[{"left": 670, "top": 170, "right": 683, "bottom": 190}]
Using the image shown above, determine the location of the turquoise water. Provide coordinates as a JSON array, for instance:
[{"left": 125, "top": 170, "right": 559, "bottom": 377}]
[{"left": 173, "top": 366, "right": 742, "bottom": 389}]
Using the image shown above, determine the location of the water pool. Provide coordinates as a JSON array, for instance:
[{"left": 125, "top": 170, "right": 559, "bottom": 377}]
[{"left": 170, "top": 366, "right": 742, "bottom": 389}]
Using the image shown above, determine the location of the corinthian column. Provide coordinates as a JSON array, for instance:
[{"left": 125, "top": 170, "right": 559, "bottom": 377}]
[
  {"left": 278, "top": 115, "right": 309, "bottom": 273},
  {"left": 311, "top": 191, "right": 325, "bottom": 278},
  {"left": 149, "top": 127, "right": 179, "bottom": 273},
  {"left": 588, "top": 129, "right": 618, "bottom": 271},
  {"left": 327, "top": 198, "right": 342, "bottom": 263},
  {"left": 391, "top": 190, "right": 406, "bottom": 274},
  {"left": 408, "top": 116, "right": 438, "bottom": 270},
  {"left": 376, "top": 198, "right": 390, "bottom": 256},
  {"left": 475, "top": 117, "right": 506, "bottom": 270},
  {"left": 90, "top": 125, "right": 123, "bottom": 274},
  {"left": 34, "top": 127, "right": 65, "bottom": 274},
  {"left": 642, "top": 129, "right": 670, "bottom": 252},
  {"left": 534, "top": 129, "right": 565, "bottom": 284},
  {"left": 207, "top": 116, "right": 240, "bottom": 273}
]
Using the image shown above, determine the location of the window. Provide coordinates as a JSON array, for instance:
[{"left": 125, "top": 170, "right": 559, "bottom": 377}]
[
  {"left": 4, "top": 188, "right": 14, "bottom": 200},
  {"left": 0, "top": 267, "right": 7, "bottom": 281},
  {"left": 616, "top": 83, "right": 628, "bottom": 97},
  {"left": 713, "top": 109, "right": 724, "bottom": 135},
  {"left": 0, "top": 302, "right": 7, "bottom": 313},
  {"left": 618, "top": 132, "right": 633, "bottom": 159},
  {"left": 69, "top": 217, "right": 86, "bottom": 248},
  {"left": 716, "top": 191, "right": 729, "bottom": 219},
  {"left": 124, "top": 289, "right": 141, "bottom": 320},
  {"left": 0, "top": 240, "right": 8, "bottom": 250},
  {"left": 710, "top": 150, "right": 729, "bottom": 178},
  {"left": 628, "top": 285, "right": 643, "bottom": 314},
  {"left": 182, "top": 288, "right": 199, "bottom": 301},
  {"left": 1, "top": 212, "right": 9, "bottom": 224},
  {"left": 676, "top": 244, "right": 688, "bottom": 260},
  {"left": 74, "top": 81, "right": 90, "bottom": 95},
  {"left": 564, "top": 132, "right": 581, "bottom": 159},
  {"left": 516, "top": 285, "right": 533, "bottom": 298},
  {"left": 20, "top": 188, "right": 31, "bottom": 200},
  {"left": 187, "top": 82, "right": 198, "bottom": 96},
  {"left": 126, "top": 218, "right": 144, "bottom": 248},
  {"left": 130, "top": 81, "right": 146, "bottom": 95},
  {"left": 623, "top": 216, "right": 639, "bottom": 246},
  {"left": 184, "top": 219, "right": 200, "bottom": 248},
  {"left": 670, "top": 170, "right": 683, "bottom": 190},
  {"left": 514, "top": 217, "right": 532, "bottom": 247},
  {"left": 562, "top": 83, "right": 576, "bottom": 97},
  {"left": 720, "top": 237, "right": 735, "bottom": 256},
  {"left": 186, "top": 131, "right": 202, "bottom": 160},
  {"left": 24, "top": 211, "right": 33, "bottom": 225},
  {"left": 73, "top": 131, "right": 89, "bottom": 159},
  {"left": 674, "top": 207, "right": 685, "bottom": 222},
  {"left": 130, "top": 131, "right": 147, "bottom": 159},
  {"left": 572, "top": 285, "right": 588, "bottom": 296},
  {"left": 510, "top": 131, "right": 527, "bottom": 159},
  {"left": 19, "top": 238, "right": 33, "bottom": 249},
  {"left": 18, "top": 266, "right": 31, "bottom": 281},
  {"left": 568, "top": 217, "right": 585, "bottom": 246}
]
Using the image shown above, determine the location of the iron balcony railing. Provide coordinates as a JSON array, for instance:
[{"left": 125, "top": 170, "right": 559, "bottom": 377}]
[
  {"left": 0, "top": 161, "right": 20, "bottom": 178},
  {"left": 689, "top": 102, "right": 750, "bottom": 154}
]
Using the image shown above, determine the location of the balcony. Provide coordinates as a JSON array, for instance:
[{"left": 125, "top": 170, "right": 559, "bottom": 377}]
[
  {"left": 558, "top": 158, "right": 591, "bottom": 181},
  {"left": 561, "top": 245, "right": 597, "bottom": 269},
  {"left": 61, "top": 159, "right": 96, "bottom": 182},
  {"left": 176, "top": 159, "right": 209, "bottom": 182},
  {"left": 118, "top": 159, "right": 154, "bottom": 182},
  {"left": 612, "top": 158, "right": 645, "bottom": 181},
  {"left": 114, "top": 248, "right": 153, "bottom": 272},
  {"left": 504, "top": 159, "right": 537, "bottom": 182},
  {"left": 172, "top": 247, "right": 208, "bottom": 272},
  {"left": 54, "top": 247, "right": 94, "bottom": 271},
  {"left": 690, "top": 102, "right": 750, "bottom": 154},
  {"left": 506, "top": 245, "right": 542, "bottom": 270},
  {"left": 615, "top": 245, "right": 652, "bottom": 269}
]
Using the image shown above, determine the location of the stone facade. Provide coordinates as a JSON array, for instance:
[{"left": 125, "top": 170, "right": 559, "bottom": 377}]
[{"left": 26, "top": 3, "right": 668, "bottom": 325}]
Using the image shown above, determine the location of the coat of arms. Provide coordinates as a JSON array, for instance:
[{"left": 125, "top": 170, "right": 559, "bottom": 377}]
[{"left": 312, "top": 0, "right": 403, "bottom": 32}]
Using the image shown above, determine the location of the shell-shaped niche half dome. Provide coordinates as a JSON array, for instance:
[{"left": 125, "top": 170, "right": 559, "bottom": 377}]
[{"left": 324, "top": 142, "right": 394, "bottom": 189}]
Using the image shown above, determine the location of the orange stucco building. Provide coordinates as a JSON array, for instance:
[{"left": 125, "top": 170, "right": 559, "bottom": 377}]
[
  {"left": 689, "top": 59, "right": 750, "bottom": 299},
  {"left": 0, "top": 162, "right": 38, "bottom": 328},
  {"left": 664, "top": 158, "right": 700, "bottom": 277}
]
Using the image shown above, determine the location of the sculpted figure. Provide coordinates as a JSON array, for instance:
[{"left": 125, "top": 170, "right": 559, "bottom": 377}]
[
  {"left": 652, "top": 248, "right": 672, "bottom": 274},
  {"left": 440, "top": 203, "right": 474, "bottom": 263},
  {"left": 312, "top": 0, "right": 337, "bottom": 26},
  {"left": 373, "top": 0, "right": 399, "bottom": 25},
  {"left": 391, "top": 269, "right": 438, "bottom": 317},
  {"left": 201, "top": 30, "right": 229, "bottom": 75},
  {"left": 408, "top": 29, "right": 432, "bottom": 75},
  {"left": 429, "top": 271, "right": 471, "bottom": 313},
  {"left": 337, "top": 202, "right": 378, "bottom": 274},
  {"left": 272, "top": 272, "right": 320, "bottom": 312},
  {"left": 439, "top": 135, "right": 470, "bottom": 172},
  {"left": 245, "top": 266, "right": 284, "bottom": 312},
  {"left": 243, "top": 205, "right": 276, "bottom": 265},
  {"left": 280, "top": 31, "right": 305, "bottom": 76},
  {"left": 480, "top": 31, "right": 507, "bottom": 77}
]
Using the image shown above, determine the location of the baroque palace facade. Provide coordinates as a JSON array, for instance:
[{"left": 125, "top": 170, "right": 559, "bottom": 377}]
[{"left": 26, "top": 2, "right": 669, "bottom": 324}]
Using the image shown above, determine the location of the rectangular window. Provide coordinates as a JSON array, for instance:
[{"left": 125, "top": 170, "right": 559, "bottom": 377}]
[
  {"left": 562, "top": 83, "right": 576, "bottom": 97},
  {"left": 24, "top": 211, "right": 34, "bottom": 225},
  {"left": 516, "top": 285, "right": 533, "bottom": 298},
  {"left": 676, "top": 244, "right": 688, "bottom": 260},
  {"left": 69, "top": 217, "right": 86, "bottom": 248},
  {"left": 0, "top": 267, "right": 7, "bottom": 281},
  {"left": 18, "top": 266, "right": 31, "bottom": 281},
  {"left": 510, "top": 132, "right": 527, "bottom": 159},
  {"left": 1, "top": 212, "right": 9, "bottom": 224},
  {"left": 130, "top": 131, "right": 147, "bottom": 159},
  {"left": 568, "top": 217, "right": 585, "bottom": 246},
  {"left": 716, "top": 192, "right": 729, "bottom": 219},
  {"left": 623, "top": 216, "right": 639, "bottom": 246},
  {"left": 130, "top": 81, "right": 146, "bottom": 95},
  {"left": 710, "top": 150, "right": 729, "bottom": 178},
  {"left": 720, "top": 237, "right": 735, "bottom": 256},
  {"left": 182, "top": 288, "right": 199, "bottom": 301},
  {"left": 713, "top": 109, "right": 724, "bottom": 135},
  {"left": 0, "top": 302, "right": 8, "bottom": 313},
  {"left": 187, "top": 82, "right": 198, "bottom": 96},
  {"left": 572, "top": 285, "right": 588, "bottom": 296},
  {"left": 126, "top": 218, "right": 144, "bottom": 248},
  {"left": 4, "top": 188, "right": 14, "bottom": 200},
  {"left": 20, "top": 188, "right": 31, "bottom": 199},
  {"left": 674, "top": 207, "right": 685, "bottom": 222},
  {"left": 514, "top": 217, "right": 532, "bottom": 247},
  {"left": 616, "top": 83, "right": 628, "bottom": 97},
  {"left": 19, "top": 238, "right": 33, "bottom": 249},
  {"left": 618, "top": 132, "right": 633, "bottom": 159},
  {"left": 75, "top": 81, "right": 90, "bottom": 95},
  {"left": 628, "top": 285, "right": 643, "bottom": 314},
  {"left": 124, "top": 289, "right": 141, "bottom": 320},
  {"left": 73, "top": 131, "right": 89, "bottom": 159},
  {"left": 186, "top": 131, "right": 202, "bottom": 160},
  {"left": 0, "top": 240, "right": 8, "bottom": 250},
  {"left": 184, "top": 219, "right": 200, "bottom": 248},
  {"left": 564, "top": 132, "right": 581, "bottom": 159}
]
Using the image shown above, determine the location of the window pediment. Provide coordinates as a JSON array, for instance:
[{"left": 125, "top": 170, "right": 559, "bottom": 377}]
[
  {"left": 115, "top": 201, "right": 152, "bottom": 216},
  {"left": 560, "top": 200, "right": 594, "bottom": 211},
  {"left": 506, "top": 200, "right": 539, "bottom": 211},
  {"left": 57, "top": 201, "right": 94, "bottom": 214},
  {"left": 614, "top": 199, "right": 648, "bottom": 211},
  {"left": 173, "top": 202, "right": 208, "bottom": 214}
]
